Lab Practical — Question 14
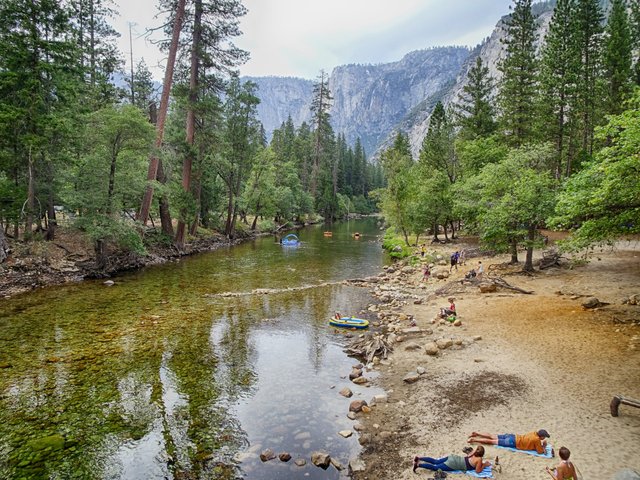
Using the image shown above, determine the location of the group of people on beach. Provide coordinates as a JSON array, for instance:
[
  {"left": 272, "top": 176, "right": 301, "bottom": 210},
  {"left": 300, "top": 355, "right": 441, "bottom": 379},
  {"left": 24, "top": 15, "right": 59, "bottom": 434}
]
[
  {"left": 413, "top": 429, "right": 578, "bottom": 479},
  {"left": 421, "top": 248, "right": 484, "bottom": 283}
]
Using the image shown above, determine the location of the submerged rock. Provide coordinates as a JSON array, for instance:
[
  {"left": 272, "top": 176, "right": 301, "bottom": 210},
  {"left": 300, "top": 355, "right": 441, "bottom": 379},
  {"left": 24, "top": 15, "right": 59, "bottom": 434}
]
[{"left": 259, "top": 449, "right": 276, "bottom": 462}]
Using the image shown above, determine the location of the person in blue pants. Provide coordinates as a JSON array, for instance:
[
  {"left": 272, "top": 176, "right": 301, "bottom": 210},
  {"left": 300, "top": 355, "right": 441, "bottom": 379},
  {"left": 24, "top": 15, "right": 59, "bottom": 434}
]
[{"left": 413, "top": 446, "right": 490, "bottom": 474}]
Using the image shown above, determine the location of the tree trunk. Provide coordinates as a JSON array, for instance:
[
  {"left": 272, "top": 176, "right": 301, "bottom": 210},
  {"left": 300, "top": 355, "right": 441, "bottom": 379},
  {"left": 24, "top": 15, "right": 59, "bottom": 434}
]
[
  {"left": 524, "top": 225, "right": 535, "bottom": 272},
  {"left": 449, "top": 220, "right": 456, "bottom": 239},
  {"left": 157, "top": 161, "right": 173, "bottom": 237},
  {"left": 0, "top": 226, "right": 8, "bottom": 263},
  {"left": 45, "top": 161, "right": 56, "bottom": 241},
  {"left": 138, "top": 0, "right": 186, "bottom": 224},
  {"left": 510, "top": 239, "right": 519, "bottom": 264},
  {"left": 189, "top": 177, "right": 202, "bottom": 235},
  {"left": 25, "top": 147, "right": 36, "bottom": 239},
  {"left": 175, "top": 0, "right": 202, "bottom": 246},
  {"left": 107, "top": 136, "right": 120, "bottom": 215},
  {"left": 95, "top": 239, "right": 107, "bottom": 270},
  {"left": 224, "top": 187, "right": 234, "bottom": 237},
  {"left": 432, "top": 222, "right": 439, "bottom": 242}
]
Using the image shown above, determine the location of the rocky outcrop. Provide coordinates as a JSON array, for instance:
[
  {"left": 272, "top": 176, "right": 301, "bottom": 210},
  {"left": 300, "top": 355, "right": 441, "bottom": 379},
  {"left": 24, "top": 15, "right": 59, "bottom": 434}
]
[{"left": 245, "top": 47, "right": 468, "bottom": 154}]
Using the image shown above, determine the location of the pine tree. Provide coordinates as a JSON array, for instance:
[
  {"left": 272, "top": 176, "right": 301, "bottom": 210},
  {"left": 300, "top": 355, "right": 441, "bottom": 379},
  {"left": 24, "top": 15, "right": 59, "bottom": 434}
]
[
  {"left": 631, "top": 0, "right": 640, "bottom": 84},
  {"left": 574, "top": 0, "right": 603, "bottom": 155},
  {"left": 125, "top": 59, "right": 158, "bottom": 116},
  {"left": 538, "top": 0, "right": 580, "bottom": 177},
  {"left": 602, "top": 0, "right": 633, "bottom": 115},
  {"left": 456, "top": 56, "right": 496, "bottom": 139},
  {"left": 70, "top": 0, "right": 122, "bottom": 106},
  {"left": 498, "top": 0, "right": 539, "bottom": 146},
  {"left": 420, "top": 102, "right": 458, "bottom": 183},
  {"left": 310, "top": 70, "right": 333, "bottom": 199}
]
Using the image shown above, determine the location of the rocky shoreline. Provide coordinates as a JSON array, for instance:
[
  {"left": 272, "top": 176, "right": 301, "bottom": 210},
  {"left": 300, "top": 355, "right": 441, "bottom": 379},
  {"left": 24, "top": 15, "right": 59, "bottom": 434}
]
[{"left": 341, "top": 244, "right": 640, "bottom": 480}]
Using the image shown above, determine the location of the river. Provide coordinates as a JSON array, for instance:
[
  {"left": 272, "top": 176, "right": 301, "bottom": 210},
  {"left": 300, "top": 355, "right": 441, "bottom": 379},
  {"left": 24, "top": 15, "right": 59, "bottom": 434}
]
[{"left": 0, "top": 218, "right": 388, "bottom": 479}]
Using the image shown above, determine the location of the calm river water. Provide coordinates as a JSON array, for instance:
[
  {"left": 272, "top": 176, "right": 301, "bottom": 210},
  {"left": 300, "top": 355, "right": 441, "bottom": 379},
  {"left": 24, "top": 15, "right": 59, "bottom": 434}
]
[{"left": 0, "top": 218, "right": 387, "bottom": 479}]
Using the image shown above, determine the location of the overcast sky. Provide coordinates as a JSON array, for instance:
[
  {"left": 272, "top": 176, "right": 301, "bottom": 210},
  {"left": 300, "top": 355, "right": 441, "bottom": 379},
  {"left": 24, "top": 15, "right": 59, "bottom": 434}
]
[{"left": 114, "top": 0, "right": 513, "bottom": 81}]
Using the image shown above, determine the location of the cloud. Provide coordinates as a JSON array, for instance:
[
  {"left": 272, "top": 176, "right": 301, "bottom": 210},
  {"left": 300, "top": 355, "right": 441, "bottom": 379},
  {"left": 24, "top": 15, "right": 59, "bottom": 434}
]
[{"left": 114, "top": 0, "right": 513, "bottom": 80}]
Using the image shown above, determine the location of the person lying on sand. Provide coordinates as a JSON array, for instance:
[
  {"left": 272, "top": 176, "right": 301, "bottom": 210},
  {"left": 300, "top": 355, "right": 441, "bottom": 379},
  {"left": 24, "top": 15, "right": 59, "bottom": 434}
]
[
  {"left": 468, "top": 429, "right": 550, "bottom": 454},
  {"left": 546, "top": 447, "right": 578, "bottom": 479},
  {"left": 413, "top": 445, "right": 490, "bottom": 474}
]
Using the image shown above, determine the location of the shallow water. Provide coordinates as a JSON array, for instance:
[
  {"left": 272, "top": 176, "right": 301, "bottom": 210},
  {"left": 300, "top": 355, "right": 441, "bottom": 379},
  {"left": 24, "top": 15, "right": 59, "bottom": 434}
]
[{"left": 0, "top": 218, "right": 387, "bottom": 479}]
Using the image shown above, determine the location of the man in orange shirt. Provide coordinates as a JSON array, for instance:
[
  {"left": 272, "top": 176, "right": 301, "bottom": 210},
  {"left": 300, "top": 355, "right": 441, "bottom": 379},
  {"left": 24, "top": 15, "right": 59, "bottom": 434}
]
[{"left": 467, "top": 429, "right": 550, "bottom": 454}]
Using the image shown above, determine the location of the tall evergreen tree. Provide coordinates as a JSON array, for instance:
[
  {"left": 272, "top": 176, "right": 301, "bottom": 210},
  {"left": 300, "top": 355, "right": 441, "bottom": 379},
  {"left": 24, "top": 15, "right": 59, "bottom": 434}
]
[
  {"left": 420, "top": 102, "right": 458, "bottom": 183},
  {"left": 456, "top": 56, "right": 496, "bottom": 139},
  {"left": 498, "top": 0, "right": 539, "bottom": 146},
  {"left": 574, "top": 0, "right": 603, "bottom": 155},
  {"left": 124, "top": 59, "right": 158, "bottom": 116},
  {"left": 631, "top": 0, "right": 640, "bottom": 84},
  {"left": 538, "top": 0, "right": 580, "bottom": 177},
  {"left": 310, "top": 70, "right": 333, "bottom": 199},
  {"left": 602, "top": 0, "right": 633, "bottom": 115},
  {"left": 70, "top": 0, "right": 122, "bottom": 105}
]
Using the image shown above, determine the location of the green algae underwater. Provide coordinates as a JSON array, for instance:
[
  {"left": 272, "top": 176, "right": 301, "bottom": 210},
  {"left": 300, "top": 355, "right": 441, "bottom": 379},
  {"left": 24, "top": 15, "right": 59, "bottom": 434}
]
[{"left": 0, "top": 219, "right": 387, "bottom": 479}]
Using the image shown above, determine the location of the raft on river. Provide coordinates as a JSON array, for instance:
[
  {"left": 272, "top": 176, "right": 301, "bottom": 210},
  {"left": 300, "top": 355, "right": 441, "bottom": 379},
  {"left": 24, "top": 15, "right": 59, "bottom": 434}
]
[
  {"left": 329, "top": 317, "right": 369, "bottom": 329},
  {"left": 281, "top": 233, "right": 300, "bottom": 246}
]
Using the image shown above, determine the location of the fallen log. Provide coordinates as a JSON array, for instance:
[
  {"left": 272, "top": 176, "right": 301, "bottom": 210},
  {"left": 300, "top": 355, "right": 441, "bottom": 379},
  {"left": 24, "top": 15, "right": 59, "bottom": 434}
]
[
  {"left": 345, "top": 333, "right": 393, "bottom": 363},
  {"left": 610, "top": 395, "right": 640, "bottom": 417}
]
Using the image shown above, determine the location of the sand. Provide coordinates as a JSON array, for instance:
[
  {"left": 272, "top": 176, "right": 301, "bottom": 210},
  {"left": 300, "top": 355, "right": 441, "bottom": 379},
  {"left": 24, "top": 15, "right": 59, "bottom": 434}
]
[{"left": 352, "top": 239, "right": 640, "bottom": 480}]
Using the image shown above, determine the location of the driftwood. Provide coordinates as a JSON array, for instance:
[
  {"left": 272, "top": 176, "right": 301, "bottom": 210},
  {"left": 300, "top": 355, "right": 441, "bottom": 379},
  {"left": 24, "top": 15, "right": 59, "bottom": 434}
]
[
  {"left": 436, "top": 276, "right": 533, "bottom": 296},
  {"left": 344, "top": 333, "right": 393, "bottom": 364},
  {"left": 610, "top": 395, "right": 640, "bottom": 417},
  {"left": 539, "top": 249, "right": 562, "bottom": 270}
]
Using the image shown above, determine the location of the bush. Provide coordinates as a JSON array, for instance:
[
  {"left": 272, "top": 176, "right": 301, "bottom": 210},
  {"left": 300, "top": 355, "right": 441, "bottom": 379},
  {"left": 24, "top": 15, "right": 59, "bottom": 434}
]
[{"left": 381, "top": 228, "right": 413, "bottom": 259}]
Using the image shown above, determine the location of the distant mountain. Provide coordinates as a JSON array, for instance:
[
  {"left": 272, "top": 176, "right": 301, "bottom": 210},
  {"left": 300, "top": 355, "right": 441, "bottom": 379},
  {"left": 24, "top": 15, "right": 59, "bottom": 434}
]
[{"left": 244, "top": 46, "right": 469, "bottom": 155}]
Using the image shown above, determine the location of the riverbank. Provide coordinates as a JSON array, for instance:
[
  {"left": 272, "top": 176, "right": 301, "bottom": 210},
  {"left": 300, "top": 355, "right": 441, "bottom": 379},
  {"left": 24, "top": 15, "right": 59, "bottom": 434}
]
[
  {"left": 352, "top": 239, "right": 640, "bottom": 480},
  {"left": 0, "top": 226, "right": 252, "bottom": 299}
]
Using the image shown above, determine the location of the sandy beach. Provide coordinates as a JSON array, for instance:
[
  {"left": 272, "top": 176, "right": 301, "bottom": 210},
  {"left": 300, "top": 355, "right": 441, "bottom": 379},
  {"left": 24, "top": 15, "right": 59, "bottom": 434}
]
[{"left": 351, "top": 239, "right": 640, "bottom": 480}]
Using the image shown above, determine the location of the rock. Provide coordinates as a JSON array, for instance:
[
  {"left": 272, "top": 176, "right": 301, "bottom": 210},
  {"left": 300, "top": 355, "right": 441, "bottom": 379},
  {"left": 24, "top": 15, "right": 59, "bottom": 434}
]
[
  {"left": 294, "top": 431, "right": 311, "bottom": 440},
  {"left": 349, "top": 400, "right": 368, "bottom": 412},
  {"left": 582, "top": 297, "right": 601, "bottom": 309},
  {"left": 103, "top": 280, "right": 115, "bottom": 286},
  {"left": 374, "top": 394, "right": 389, "bottom": 405},
  {"left": 479, "top": 283, "right": 496, "bottom": 293},
  {"left": 361, "top": 405, "right": 372, "bottom": 413},
  {"left": 401, "top": 266, "right": 415, "bottom": 274},
  {"left": 424, "top": 342, "right": 439, "bottom": 355},
  {"left": 330, "top": 458, "right": 344, "bottom": 470},
  {"left": 338, "top": 430, "right": 353, "bottom": 438},
  {"left": 423, "top": 327, "right": 433, "bottom": 335},
  {"left": 349, "top": 458, "right": 366, "bottom": 473},
  {"left": 260, "top": 449, "right": 276, "bottom": 462},
  {"left": 404, "top": 342, "right": 422, "bottom": 351},
  {"left": 311, "top": 451, "right": 331, "bottom": 469},
  {"left": 347, "top": 412, "right": 357, "bottom": 420},
  {"left": 436, "top": 271, "right": 449, "bottom": 279},
  {"left": 349, "top": 368, "right": 363, "bottom": 380},
  {"left": 454, "top": 338, "right": 463, "bottom": 345},
  {"left": 403, "top": 372, "right": 421, "bottom": 383},
  {"left": 436, "top": 338, "right": 453, "bottom": 349},
  {"left": 453, "top": 319, "right": 462, "bottom": 326},
  {"left": 353, "top": 422, "right": 365, "bottom": 431},
  {"left": 416, "top": 366, "right": 426, "bottom": 375},
  {"left": 339, "top": 387, "right": 353, "bottom": 398},
  {"left": 414, "top": 298, "right": 423, "bottom": 304},
  {"left": 358, "top": 433, "right": 372, "bottom": 445},
  {"left": 473, "top": 335, "right": 482, "bottom": 341},
  {"left": 402, "top": 326, "right": 421, "bottom": 334},
  {"left": 352, "top": 376, "right": 368, "bottom": 384},
  {"left": 279, "top": 452, "right": 291, "bottom": 462},
  {"left": 626, "top": 294, "right": 640, "bottom": 305},
  {"left": 294, "top": 459, "right": 307, "bottom": 467},
  {"left": 612, "top": 469, "right": 640, "bottom": 480}
]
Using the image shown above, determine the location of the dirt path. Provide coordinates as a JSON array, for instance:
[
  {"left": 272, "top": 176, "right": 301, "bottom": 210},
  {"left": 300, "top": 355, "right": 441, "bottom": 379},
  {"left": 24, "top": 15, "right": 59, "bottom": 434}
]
[{"left": 353, "top": 241, "right": 640, "bottom": 480}]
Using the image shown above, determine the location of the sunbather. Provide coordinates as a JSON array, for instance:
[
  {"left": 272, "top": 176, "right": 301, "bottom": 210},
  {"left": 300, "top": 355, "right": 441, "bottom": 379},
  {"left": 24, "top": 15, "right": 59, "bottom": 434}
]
[
  {"left": 468, "top": 429, "right": 550, "bottom": 455},
  {"left": 413, "top": 446, "right": 490, "bottom": 474}
]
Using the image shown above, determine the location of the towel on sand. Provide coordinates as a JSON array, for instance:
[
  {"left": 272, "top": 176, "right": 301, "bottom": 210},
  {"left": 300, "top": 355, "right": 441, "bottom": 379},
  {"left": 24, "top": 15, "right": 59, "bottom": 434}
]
[
  {"left": 448, "top": 465, "right": 493, "bottom": 478},
  {"left": 495, "top": 443, "right": 553, "bottom": 458}
]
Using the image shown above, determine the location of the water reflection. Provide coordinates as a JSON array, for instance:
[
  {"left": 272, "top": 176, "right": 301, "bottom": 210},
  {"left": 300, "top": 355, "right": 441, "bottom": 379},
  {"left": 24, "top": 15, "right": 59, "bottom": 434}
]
[{"left": 0, "top": 219, "right": 386, "bottom": 479}]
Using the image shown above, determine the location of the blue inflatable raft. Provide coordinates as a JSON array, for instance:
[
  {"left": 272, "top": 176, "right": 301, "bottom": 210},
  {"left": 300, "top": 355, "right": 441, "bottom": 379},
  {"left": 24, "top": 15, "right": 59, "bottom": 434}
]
[
  {"left": 281, "top": 233, "right": 300, "bottom": 246},
  {"left": 329, "top": 317, "right": 369, "bottom": 329}
]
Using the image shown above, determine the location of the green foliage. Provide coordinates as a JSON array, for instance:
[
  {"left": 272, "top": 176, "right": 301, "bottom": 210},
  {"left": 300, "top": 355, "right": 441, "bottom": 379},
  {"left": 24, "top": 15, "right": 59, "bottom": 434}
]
[
  {"left": 456, "top": 135, "right": 509, "bottom": 177},
  {"left": 550, "top": 89, "right": 640, "bottom": 250},
  {"left": 602, "top": 0, "right": 634, "bottom": 115},
  {"left": 381, "top": 228, "right": 413, "bottom": 258},
  {"left": 75, "top": 215, "right": 145, "bottom": 254},
  {"left": 456, "top": 57, "right": 497, "bottom": 139},
  {"left": 498, "top": 0, "right": 539, "bottom": 146}
]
